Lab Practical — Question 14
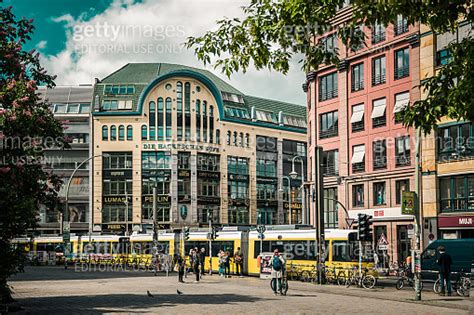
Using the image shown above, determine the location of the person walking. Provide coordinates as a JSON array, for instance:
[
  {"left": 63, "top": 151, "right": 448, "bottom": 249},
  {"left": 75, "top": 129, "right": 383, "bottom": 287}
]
[
  {"left": 192, "top": 250, "right": 200, "bottom": 283},
  {"left": 437, "top": 246, "right": 453, "bottom": 296},
  {"left": 177, "top": 255, "right": 185, "bottom": 283},
  {"left": 225, "top": 251, "right": 231, "bottom": 277},
  {"left": 199, "top": 248, "right": 206, "bottom": 277},
  {"left": 269, "top": 249, "right": 285, "bottom": 295},
  {"left": 234, "top": 247, "right": 244, "bottom": 277},
  {"left": 218, "top": 251, "right": 225, "bottom": 277}
]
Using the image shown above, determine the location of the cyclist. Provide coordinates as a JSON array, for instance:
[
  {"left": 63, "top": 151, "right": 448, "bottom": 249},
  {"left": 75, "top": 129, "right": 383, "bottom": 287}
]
[{"left": 269, "top": 249, "right": 285, "bottom": 295}]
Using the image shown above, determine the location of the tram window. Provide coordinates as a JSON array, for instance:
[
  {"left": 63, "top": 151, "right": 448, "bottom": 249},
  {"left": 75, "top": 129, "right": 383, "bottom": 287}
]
[
  {"left": 82, "top": 242, "right": 111, "bottom": 254},
  {"left": 36, "top": 243, "right": 57, "bottom": 252},
  {"left": 184, "top": 241, "right": 234, "bottom": 257},
  {"left": 131, "top": 242, "right": 168, "bottom": 255},
  {"left": 184, "top": 242, "right": 209, "bottom": 255},
  {"left": 332, "top": 241, "right": 355, "bottom": 262},
  {"left": 253, "top": 240, "right": 316, "bottom": 260}
]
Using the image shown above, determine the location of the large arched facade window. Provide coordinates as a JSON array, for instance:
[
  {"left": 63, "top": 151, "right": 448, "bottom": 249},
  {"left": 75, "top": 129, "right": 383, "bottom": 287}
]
[
  {"left": 157, "top": 97, "right": 164, "bottom": 140},
  {"left": 209, "top": 105, "right": 214, "bottom": 143},
  {"left": 177, "top": 82, "right": 183, "bottom": 141},
  {"left": 202, "top": 101, "right": 208, "bottom": 142},
  {"left": 119, "top": 125, "right": 125, "bottom": 141},
  {"left": 141, "top": 125, "right": 148, "bottom": 140},
  {"left": 216, "top": 129, "right": 220, "bottom": 145},
  {"left": 184, "top": 82, "right": 191, "bottom": 141},
  {"left": 149, "top": 101, "right": 156, "bottom": 140},
  {"left": 110, "top": 125, "right": 117, "bottom": 141},
  {"left": 165, "top": 97, "right": 172, "bottom": 140},
  {"left": 195, "top": 100, "right": 201, "bottom": 142},
  {"left": 102, "top": 126, "right": 108, "bottom": 141},
  {"left": 127, "top": 125, "right": 133, "bottom": 140}
]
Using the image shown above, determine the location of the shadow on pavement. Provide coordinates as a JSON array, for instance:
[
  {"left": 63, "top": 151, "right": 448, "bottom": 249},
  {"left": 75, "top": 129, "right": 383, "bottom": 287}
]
[{"left": 16, "top": 293, "right": 267, "bottom": 313}]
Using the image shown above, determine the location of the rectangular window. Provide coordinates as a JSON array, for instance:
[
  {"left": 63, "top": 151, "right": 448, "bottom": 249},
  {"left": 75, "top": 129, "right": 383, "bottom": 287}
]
[
  {"left": 103, "top": 152, "right": 132, "bottom": 170},
  {"left": 395, "top": 136, "right": 411, "bottom": 166},
  {"left": 319, "top": 72, "right": 338, "bottom": 101},
  {"left": 373, "top": 182, "right": 386, "bottom": 206},
  {"left": 394, "top": 92, "right": 410, "bottom": 123},
  {"left": 351, "top": 103, "right": 365, "bottom": 132},
  {"left": 395, "top": 179, "right": 410, "bottom": 205},
  {"left": 394, "top": 47, "right": 410, "bottom": 79},
  {"left": 351, "top": 63, "right": 364, "bottom": 92},
  {"left": 439, "top": 175, "right": 474, "bottom": 212},
  {"left": 322, "top": 34, "right": 337, "bottom": 53},
  {"left": 197, "top": 154, "right": 220, "bottom": 172},
  {"left": 324, "top": 188, "right": 338, "bottom": 228},
  {"left": 394, "top": 15, "right": 408, "bottom": 36},
  {"left": 322, "top": 150, "right": 339, "bottom": 176},
  {"left": 178, "top": 152, "right": 190, "bottom": 169},
  {"left": 371, "top": 98, "right": 387, "bottom": 127},
  {"left": 351, "top": 144, "right": 365, "bottom": 173},
  {"left": 372, "top": 22, "right": 385, "bottom": 44},
  {"left": 437, "top": 122, "right": 474, "bottom": 160},
  {"left": 371, "top": 55, "right": 386, "bottom": 85},
  {"left": 141, "top": 151, "right": 171, "bottom": 169},
  {"left": 227, "top": 156, "right": 249, "bottom": 175},
  {"left": 435, "top": 23, "right": 471, "bottom": 66},
  {"left": 352, "top": 184, "right": 364, "bottom": 207},
  {"left": 373, "top": 140, "right": 387, "bottom": 170},
  {"left": 319, "top": 110, "right": 338, "bottom": 139}
]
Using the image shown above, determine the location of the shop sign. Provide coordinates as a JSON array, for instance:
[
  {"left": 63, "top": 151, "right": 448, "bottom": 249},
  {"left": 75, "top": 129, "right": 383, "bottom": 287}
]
[
  {"left": 198, "top": 196, "right": 221, "bottom": 205},
  {"left": 178, "top": 194, "right": 191, "bottom": 203},
  {"left": 142, "top": 169, "right": 171, "bottom": 178},
  {"left": 228, "top": 174, "right": 249, "bottom": 182},
  {"left": 103, "top": 170, "right": 132, "bottom": 178},
  {"left": 438, "top": 215, "right": 474, "bottom": 228},
  {"left": 103, "top": 196, "right": 132, "bottom": 204},
  {"left": 142, "top": 195, "right": 171, "bottom": 204},
  {"left": 143, "top": 143, "right": 219, "bottom": 153},
  {"left": 257, "top": 200, "right": 278, "bottom": 207},
  {"left": 105, "top": 224, "right": 125, "bottom": 230},
  {"left": 228, "top": 199, "right": 249, "bottom": 207},
  {"left": 256, "top": 177, "right": 278, "bottom": 184},
  {"left": 283, "top": 202, "right": 302, "bottom": 210},
  {"left": 197, "top": 170, "right": 220, "bottom": 179},
  {"left": 178, "top": 169, "right": 191, "bottom": 178},
  {"left": 401, "top": 191, "right": 416, "bottom": 215}
]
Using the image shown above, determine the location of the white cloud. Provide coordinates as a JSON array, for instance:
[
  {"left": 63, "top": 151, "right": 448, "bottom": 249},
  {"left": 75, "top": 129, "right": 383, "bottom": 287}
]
[
  {"left": 41, "top": 0, "right": 306, "bottom": 105},
  {"left": 35, "top": 40, "right": 47, "bottom": 50}
]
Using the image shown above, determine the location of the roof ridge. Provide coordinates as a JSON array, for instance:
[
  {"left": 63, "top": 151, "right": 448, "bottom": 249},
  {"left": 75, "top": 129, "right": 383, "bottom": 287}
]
[{"left": 100, "top": 63, "right": 131, "bottom": 82}]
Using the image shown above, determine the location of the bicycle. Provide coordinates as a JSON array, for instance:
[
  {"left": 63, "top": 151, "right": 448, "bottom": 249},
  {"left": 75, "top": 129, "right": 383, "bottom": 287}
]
[
  {"left": 433, "top": 270, "right": 471, "bottom": 297},
  {"left": 270, "top": 265, "right": 289, "bottom": 295},
  {"left": 345, "top": 267, "right": 376, "bottom": 289},
  {"left": 395, "top": 265, "right": 423, "bottom": 291}
]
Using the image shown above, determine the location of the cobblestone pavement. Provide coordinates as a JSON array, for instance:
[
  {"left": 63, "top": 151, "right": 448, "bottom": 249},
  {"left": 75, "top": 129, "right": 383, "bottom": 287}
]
[{"left": 7, "top": 267, "right": 473, "bottom": 314}]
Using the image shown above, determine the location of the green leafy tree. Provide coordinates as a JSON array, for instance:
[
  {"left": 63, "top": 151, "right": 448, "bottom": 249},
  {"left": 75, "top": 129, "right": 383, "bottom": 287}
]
[
  {"left": 186, "top": 0, "right": 473, "bottom": 134},
  {"left": 0, "top": 2, "right": 66, "bottom": 303}
]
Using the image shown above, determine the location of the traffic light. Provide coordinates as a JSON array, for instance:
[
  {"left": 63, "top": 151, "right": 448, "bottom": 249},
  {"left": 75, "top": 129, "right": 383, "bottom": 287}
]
[
  {"left": 212, "top": 226, "right": 220, "bottom": 240},
  {"left": 184, "top": 226, "right": 190, "bottom": 241},
  {"left": 357, "top": 214, "right": 373, "bottom": 241}
]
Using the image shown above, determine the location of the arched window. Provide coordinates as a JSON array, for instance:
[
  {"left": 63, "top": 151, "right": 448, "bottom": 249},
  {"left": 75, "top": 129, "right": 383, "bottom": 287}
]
[
  {"left": 245, "top": 133, "right": 250, "bottom": 147},
  {"left": 149, "top": 101, "right": 156, "bottom": 140},
  {"left": 110, "top": 125, "right": 117, "bottom": 141},
  {"left": 157, "top": 97, "right": 164, "bottom": 141},
  {"left": 127, "top": 125, "right": 133, "bottom": 140},
  {"left": 165, "top": 97, "right": 172, "bottom": 140},
  {"left": 195, "top": 100, "right": 201, "bottom": 142},
  {"left": 119, "top": 125, "right": 125, "bottom": 141},
  {"left": 239, "top": 132, "right": 244, "bottom": 147},
  {"left": 184, "top": 82, "right": 191, "bottom": 140},
  {"left": 141, "top": 125, "right": 148, "bottom": 140},
  {"left": 209, "top": 105, "right": 214, "bottom": 143},
  {"left": 216, "top": 129, "right": 220, "bottom": 144},
  {"left": 209, "top": 105, "right": 214, "bottom": 117},
  {"left": 233, "top": 131, "right": 238, "bottom": 145},
  {"left": 176, "top": 82, "right": 183, "bottom": 111},
  {"left": 202, "top": 101, "right": 208, "bottom": 142},
  {"left": 102, "top": 126, "right": 108, "bottom": 141},
  {"left": 227, "top": 131, "right": 231, "bottom": 145}
]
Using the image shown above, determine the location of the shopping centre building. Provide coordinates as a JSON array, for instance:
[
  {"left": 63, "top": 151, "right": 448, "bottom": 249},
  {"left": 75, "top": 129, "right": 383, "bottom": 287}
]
[{"left": 90, "top": 63, "right": 307, "bottom": 234}]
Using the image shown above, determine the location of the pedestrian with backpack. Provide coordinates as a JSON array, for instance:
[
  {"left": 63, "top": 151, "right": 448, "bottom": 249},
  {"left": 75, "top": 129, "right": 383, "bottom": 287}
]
[{"left": 269, "top": 249, "right": 285, "bottom": 295}]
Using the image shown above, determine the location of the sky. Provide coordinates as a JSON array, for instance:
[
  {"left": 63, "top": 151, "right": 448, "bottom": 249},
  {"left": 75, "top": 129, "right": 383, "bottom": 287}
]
[{"left": 6, "top": 0, "right": 306, "bottom": 105}]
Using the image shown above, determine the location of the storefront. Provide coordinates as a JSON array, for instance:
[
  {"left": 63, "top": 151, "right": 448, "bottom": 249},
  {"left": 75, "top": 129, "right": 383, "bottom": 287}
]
[{"left": 438, "top": 215, "right": 474, "bottom": 239}]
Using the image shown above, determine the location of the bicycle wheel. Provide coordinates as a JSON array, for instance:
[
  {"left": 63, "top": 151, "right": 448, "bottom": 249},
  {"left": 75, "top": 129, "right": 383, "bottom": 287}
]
[
  {"left": 281, "top": 279, "right": 288, "bottom": 295},
  {"left": 456, "top": 277, "right": 470, "bottom": 297},
  {"left": 433, "top": 279, "right": 441, "bottom": 294},
  {"left": 300, "top": 270, "right": 310, "bottom": 282},
  {"left": 362, "top": 275, "right": 376, "bottom": 289},
  {"left": 336, "top": 271, "right": 346, "bottom": 286},
  {"left": 270, "top": 279, "right": 275, "bottom": 291},
  {"left": 396, "top": 279, "right": 404, "bottom": 290},
  {"left": 345, "top": 272, "right": 353, "bottom": 288}
]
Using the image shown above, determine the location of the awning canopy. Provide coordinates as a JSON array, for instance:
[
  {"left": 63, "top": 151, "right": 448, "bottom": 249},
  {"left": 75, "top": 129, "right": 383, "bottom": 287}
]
[
  {"left": 394, "top": 92, "right": 410, "bottom": 113},
  {"left": 350, "top": 104, "right": 365, "bottom": 123},
  {"left": 351, "top": 145, "right": 366, "bottom": 164},
  {"left": 371, "top": 98, "right": 386, "bottom": 119}
]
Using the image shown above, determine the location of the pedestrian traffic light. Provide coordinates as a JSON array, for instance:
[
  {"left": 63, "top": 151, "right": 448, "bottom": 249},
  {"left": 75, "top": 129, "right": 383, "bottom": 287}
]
[
  {"left": 184, "top": 226, "right": 190, "bottom": 240},
  {"left": 357, "top": 214, "right": 373, "bottom": 241}
]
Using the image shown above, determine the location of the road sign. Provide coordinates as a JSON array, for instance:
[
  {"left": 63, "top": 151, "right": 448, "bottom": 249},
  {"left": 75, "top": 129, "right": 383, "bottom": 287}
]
[
  {"left": 402, "top": 191, "right": 416, "bottom": 215},
  {"left": 345, "top": 218, "right": 355, "bottom": 227},
  {"left": 257, "top": 225, "right": 266, "bottom": 234},
  {"left": 377, "top": 233, "right": 389, "bottom": 250}
]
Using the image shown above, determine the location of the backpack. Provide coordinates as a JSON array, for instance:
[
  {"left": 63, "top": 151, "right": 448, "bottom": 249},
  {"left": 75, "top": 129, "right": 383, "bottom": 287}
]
[{"left": 272, "top": 256, "right": 282, "bottom": 271}]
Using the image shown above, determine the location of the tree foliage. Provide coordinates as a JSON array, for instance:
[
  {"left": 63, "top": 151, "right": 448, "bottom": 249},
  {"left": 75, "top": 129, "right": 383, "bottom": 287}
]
[
  {"left": 186, "top": 0, "right": 473, "bottom": 134},
  {"left": 0, "top": 1, "right": 66, "bottom": 303}
]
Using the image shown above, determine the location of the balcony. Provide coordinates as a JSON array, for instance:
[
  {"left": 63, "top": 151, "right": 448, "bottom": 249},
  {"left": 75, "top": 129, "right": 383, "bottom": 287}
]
[
  {"left": 438, "top": 147, "right": 474, "bottom": 162},
  {"left": 440, "top": 197, "right": 474, "bottom": 213},
  {"left": 394, "top": 22, "right": 409, "bottom": 36},
  {"left": 373, "top": 157, "right": 387, "bottom": 170},
  {"left": 319, "top": 126, "right": 338, "bottom": 139},
  {"left": 395, "top": 155, "right": 411, "bottom": 167},
  {"left": 372, "top": 32, "right": 385, "bottom": 44},
  {"left": 319, "top": 89, "right": 338, "bottom": 102},
  {"left": 372, "top": 116, "right": 386, "bottom": 128},
  {"left": 351, "top": 80, "right": 364, "bottom": 92},
  {"left": 372, "top": 73, "right": 386, "bottom": 86},
  {"left": 395, "top": 67, "right": 409, "bottom": 80},
  {"left": 352, "top": 121, "right": 365, "bottom": 132},
  {"left": 352, "top": 162, "right": 365, "bottom": 173}
]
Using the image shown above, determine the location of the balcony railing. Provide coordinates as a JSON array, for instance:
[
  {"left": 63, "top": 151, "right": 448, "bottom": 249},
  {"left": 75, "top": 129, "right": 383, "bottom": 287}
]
[
  {"left": 440, "top": 197, "right": 474, "bottom": 213},
  {"left": 372, "top": 73, "right": 386, "bottom": 86},
  {"left": 372, "top": 32, "right": 386, "bottom": 44},
  {"left": 351, "top": 80, "right": 364, "bottom": 92},
  {"left": 395, "top": 155, "right": 411, "bottom": 167},
  {"left": 438, "top": 147, "right": 474, "bottom": 161},
  {"left": 352, "top": 162, "right": 365, "bottom": 173},
  {"left": 352, "top": 121, "right": 365, "bottom": 132},
  {"left": 394, "top": 22, "right": 409, "bottom": 36},
  {"left": 319, "top": 89, "right": 338, "bottom": 102},
  {"left": 372, "top": 116, "right": 386, "bottom": 128},
  {"left": 319, "top": 126, "right": 338, "bottom": 139},
  {"left": 395, "top": 67, "right": 409, "bottom": 79},
  {"left": 322, "top": 164, "right": 338, "bottom": 176},
  {"left": 373, "top": 156, "right": 387, "bottom": 170}
]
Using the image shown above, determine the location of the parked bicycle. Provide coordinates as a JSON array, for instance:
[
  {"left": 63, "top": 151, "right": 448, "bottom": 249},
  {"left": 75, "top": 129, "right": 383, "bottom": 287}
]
[
  {"left": 345, "top": 267, "right": 377, "bottom": 289},
  {"left": 395, "top": 264, "right": 423, "bottom": 291},
  {"left": 433, "top": 269, "right": 471, "bottom": 297}
]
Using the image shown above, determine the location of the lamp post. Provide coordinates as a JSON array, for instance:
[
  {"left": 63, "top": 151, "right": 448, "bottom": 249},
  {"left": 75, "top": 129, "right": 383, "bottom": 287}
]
[
  {"left": 64, "top": 154, "right": 109, "bottom": 262},
  {"left": 280, "top": 176, "right": 291, "bottom": 224},
  {"left": 289, "top": 155, "right": 305, "bottom": 224}
]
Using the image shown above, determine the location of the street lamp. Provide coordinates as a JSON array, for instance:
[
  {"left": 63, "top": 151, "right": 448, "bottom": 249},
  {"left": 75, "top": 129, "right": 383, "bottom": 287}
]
[
  {"left": 280, "top": 176, "right": 291, "bottom": 225},
  {"left": 64, "top": 153, "right": 109, "bottom": 264},
  {"left": 290, "top": 155, "right": 305, "bottom": 225}
]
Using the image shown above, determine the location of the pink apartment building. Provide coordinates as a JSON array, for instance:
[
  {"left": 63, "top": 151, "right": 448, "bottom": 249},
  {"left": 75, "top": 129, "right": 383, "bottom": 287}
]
[{"left": 305, "top": 6, "right": 420, "bottom": 264}]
